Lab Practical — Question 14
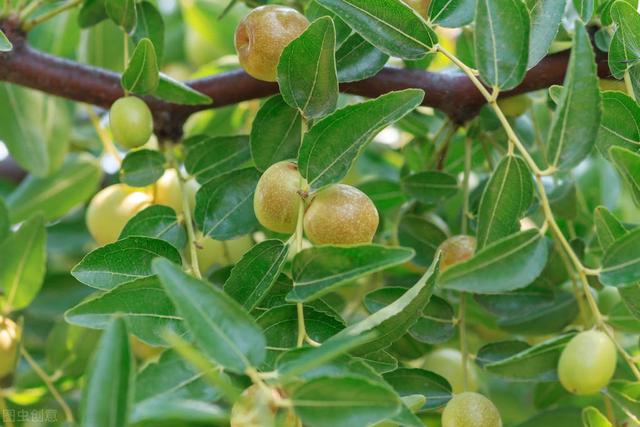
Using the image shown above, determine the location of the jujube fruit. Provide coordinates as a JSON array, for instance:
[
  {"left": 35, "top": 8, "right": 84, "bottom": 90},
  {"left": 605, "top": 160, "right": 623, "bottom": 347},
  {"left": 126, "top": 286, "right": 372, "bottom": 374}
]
[
  {"left": 303, "top": 184, "right": 379, "bottom": 245},
  {"left": 0, "top": 317, "right": 20, "bottom": 382},
  {"left": 423, "top": 348, "right": 478, "bottom": 394},
  {"left": 86, "top": 184, "right": 153, "bottom": 245},
  {"left": 154, "top": 169, "right": 185, "bottom": 213},
  {"left": 109, "top": 96, "right": 154, "bottom": 149},
  {"left": 196, "top": 233, "right": 254, "bottom": 273},
  {"left": 557, "top": 329, "right": 617, "bottom": 395},
  {"left": 402, "top": 0, "right": 430, "bottom": 17},
  {"left": 254, "top": 161, "right": 302, "bottom": 234},
  {"left": 130, "top": 336, "right": 163, "bottom": 360},
  {"left": 442, "top": 392, "right": 502, "bottom": 427},
  {"left": 497, "top": 94, "right": 531, "bottom": 117},
  {"left": 439, "top": 235, "right": 477, "bottom": 271},
  {"left": 235, "top": 5, "right": 309, "bottom": 82}
]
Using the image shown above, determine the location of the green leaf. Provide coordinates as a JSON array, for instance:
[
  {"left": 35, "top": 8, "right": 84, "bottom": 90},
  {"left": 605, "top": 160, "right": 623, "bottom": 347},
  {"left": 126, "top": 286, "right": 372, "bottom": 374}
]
[
  {"left": 401, "top": 171, "right": 459, "bottom": 205},
  {"left": 596, "top": 91, "right": 640, "bottom": 156},
  {"left": 130, "top": 399, "right": 228, "bottom": 426},
  {"left": 81, "top": 317, "right": 134, "bottom": 427},
  {"left": 6, "top": 154, "right": 101, "bottom": 224},
  {"left": 439, "top": 230, "right": 549, "bottom": 293},
  {"left": 122, "top": 38, "right": 159, "bottom": 95},
  {"left": 515, "top": 407, "right": 583, "bottom": 427},
  {"left": 316, "top": 0, "right": 437, "bottom": 59},
  {"left": 582, "top": 407, "right": 613, "bottom": 427},
  {"left": 604, "top": 381, "right": 640, "bottom": 422},
  {"left": 0, "top": 198, "right": 8, "bottom": 244},
  {"left": 601, "top": 227, "right": 640, "bottom": 287},
  {"left": 119, "top": 205, "right": 186, "bottom": 249},
  {"left": 65, "top": 276, "right": 185, "bottom": 347},
  {"left": 475, "top": 333, "right": 575, "bottom": 381},
  {"left": 609, "top": 1, "right": 640, "bottom": 78},
  {"left": 477, "top": 155, "right": 534, "bottom": 249},
  {"left": 474, "top": 0, "right": 529, "bottom": 89},
  {"left": 286, "top": 244, "right": 415, "bottom": 303},
  {"left": 546, "top": 22, "right": 601, "bottom": 169},
  {"left": 336, "top": 33, "right": 388, "bottom": 82},
  {"left": 132, "top": 1, "right": 165, "bottom": 61},
  {"left": 0, "top": 29, "right": 12, "bottom": 52},
  {"left": 360, "top": 179, "right": 406, "bottom": 211},
  {"left": 278, "top": 17, "right": 339, "bottom": 119},
  {"left": 223, "top": 239, "right": 289, "bottom": 311},
  {"left": 610, "top": 146, "right": 640, "bottom": 205},
  {"left": 78, "top": 0, "right": 108, "bottom": 28},
  {"left": 185, "top": 135, "right": 251, "bottom": 184},
  {"left": 619, "top": 284, "right": 640, "bottom": 320},
  {"left": 72, "top": 236, "right": 182, "bottom": 290},
  {"left": 0, "top": 215, "right": 46, "bottom": 311},
  {"left": 106, "top": 0, "right": 136, "bottom": 33},
  {"left": 194, "top": 168, "right": 259, "bottom": 240},
  {"left": 291, "top": 376, "right": 401, "bottom": 427},
  {"left": 397, "top": 213, "right": 447, "bottom": 268},
  {"left": 527, "top": 0, "right": 565, "bottom": 68},
  {"left": 383, "top": 368, "right": 452, "bottom": 410},
  {"left": 299, "top": 89, "right": 424, "bottom": 190},
  {"left": 153, "top": 73, "right": 212, "bottom": 105},
  {"left": 594, "top": 205, "right": 628, "bottom": 251},
  {"left": 332, "top": 254, "right": 439, "bottom": 355},
  {"left": 153, "top": 259, "right": 266, "bottom": 373},
  {"left": 120, "top": 149, "right": 165, "bottom": 187},
  {"left": 250, "top": 96, "right": 303, "bottom": 172},
  {"left": 429, "top": 0, "right": 475, "bottom": 28}
]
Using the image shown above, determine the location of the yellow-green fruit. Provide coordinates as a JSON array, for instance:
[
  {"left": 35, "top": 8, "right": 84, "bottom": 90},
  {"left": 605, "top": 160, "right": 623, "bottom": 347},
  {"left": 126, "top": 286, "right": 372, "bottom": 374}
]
[
  {"left": 110, "top": 97, "right": 154, "bottom": 149},
  {"left": 599, "top": 79, "right": 627, "bottom": 92},
  {"left": 439, "top": 235, "right": 477, "bottom": 271},
  {"left": 196, "top": 234, "right": 254, "bottom": 272},
  {"left": 235, "top": 5, "right": 309, "bottom": 82},
  {"left": 402, "top": 0, "right": 430, "bottom": 16},
  {"left": 254, "top": 161, "right": 302, "bottom": 234},
  {"left": 130, "top": 336, "right": 163, "bottom": 360},
  {"left": 442, "top": 392, "right": 502, "bottom": 427},
  {"left": 558, "top": 330, "right": 617, "bottom": 395},
  {"left": 86, "top": 184, "right": 153, "bottom": 246},
  {"left": 423, "top": 348, "right": 478, "bottom": 394},
  {"left": 0, "top": 317, "right": 20, "bottom": 381},
  {"left": 155, "top": 169, "right": 183, "bottom": 213},
  {"left": 497, "top": 94, "right": 531, "bottom": 117},
  {"left": 597, "top": 286, "right": 621, "bottom": 315},
  {"left": 304, "top": 184, "right": 379, "bottom": 245}
]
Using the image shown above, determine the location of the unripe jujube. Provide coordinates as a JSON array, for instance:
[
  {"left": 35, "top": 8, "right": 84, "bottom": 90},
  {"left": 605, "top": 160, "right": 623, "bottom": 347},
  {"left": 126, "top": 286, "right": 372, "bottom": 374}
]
[
  {"left": 442, "top": 392, "right": 502, "bottom": 427},
  {"left": 558, "top": 330, "right": 617, "bottom": 395},
  {"left": 423, "top": 348, "right": 478, "bottom": 394},
  {"left": 109, "top": 96, "right": 154, "bottom": 149},
  {"left": 254, "top": 161, "right": 302, "bottom": 234},
  {"left": 196, "top": 234, "right": 254, "bottom": 273},
  {"left": 86, "top": 184, "right": 153, "bottom": 245},
  {"left": 0, "top": 317, "right": 20, "bottom": 383},
  {"left": 496, "top": 94, "right": 531, "bottom": 117},
  {"left": 235, "top": 5, "right": 309, "bottom": 82},
  {"left": 439, "top": 235, "right": 477, "bottom": 271},
  {"left": 154, "top": 168, "right": 194, "bottom": 213},
  {"left": 303, "top": 184, "right": 379, "bottom": 245}
]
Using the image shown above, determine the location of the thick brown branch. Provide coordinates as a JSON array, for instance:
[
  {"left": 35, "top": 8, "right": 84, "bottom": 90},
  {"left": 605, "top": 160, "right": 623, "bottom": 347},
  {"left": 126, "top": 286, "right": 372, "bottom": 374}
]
[{"left": 0, "top": 17, "right": 613, "bottom": 140}]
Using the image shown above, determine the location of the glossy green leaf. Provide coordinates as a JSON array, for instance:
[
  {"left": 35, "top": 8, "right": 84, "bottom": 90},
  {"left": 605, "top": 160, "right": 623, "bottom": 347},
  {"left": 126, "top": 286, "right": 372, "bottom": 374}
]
[
  {"left": 401, "top": 171, "right": 458, "bottom": 204},
  {"left": 65, "top": 276, "right": 184, "bottom": 346},
  {"left": 607, "top": 301, "right": 640, "bottom": 331},
  {"left": 0, "top": 215, "right": 46, "bottom": 312},
  {"left": 610, "top": 146, "right": 640, "bottom": 205},
  {"left": 250, "top": 96, "right": 302, "bottom": 172},
  {"left": 474, "top": 0, "right": 529, "bottom": 89},
  {"left": 106, "top": 0, "right": 136, "bottom": 33},
  {"left": 122, "top": 38, "right": 159, "bottom": 95},
  {"left": 477, "top": 155, "right": 534, "bottom": 249},
  {"left": 573, "top": 0, "right": 594, "bottom": 22},
  {"left": 546, "top": 22, "right": 601, "bottom": 169},
  {"left": 6, "top": 154, "right": 101, "bottom": 223},
  {"left": 307, "top": 1, "right": 353, "bottom": 45},
  {"left": 604, "top": 381, "right": 640, "bottom": 422},
  {"left": 287, "top": 244, "right": 415, "bottom": 302},
  {"left": 360, "top": 179, "right": 406, "bottom": 211},
  {"left": 397, "top": 213, "right": 447, "bottom": 268},
  {"left": 278, "top": 17, "right": 339, "bottom": 119},
  {"left": 596, "top": 91, "right": 640, "bottom": 156},
  {"left": 0, "top": 198, "right": 8, "bottom": 244},
  {"left": 336, "top": 33, "right": 388, "bottom": 82},
  {"left": 316, "top": 0, "right": 437, "bottom": 59},
  {"left": 194, "top": 168, "right": 259, "bottom": 240},
  {"left": 72, "top": 237, "right": 182, "bottom": 290},
  {"left": 185, "top": 135, "right": 251, "bottom": 184},
  {"left": 582, "top": 406, "right": 613, "bottom": 427},
  {"left": 81, "top": 317, "right": 134, "bottom": 427},
  {"left": 527, "top": 0, "right": 565, "bottom": 68},
  {"left": 476, "top": 333, "right": 575, "bottom": 381},
  {"left": 439, "top": 230, "right": 549, "bottom": 293},
  {"left": 119, "top": 205, "right": 186, "bottom": 249},
  {"left": 130, "top": 399, "right": 228, "bottom": 426},
  {"left": 429, "top": 0, "right": 475, "bottom": 27},
  {"left": 120, "top": 149, "right": 165, "bottom": 187},
  {"left": 153, "top": 73, "right": 212, "bottom": 105},
  {"left": 132, "top": 1, "right": 164, "bottom": 61},
  {"left": 594, "top": 205, "right": 627, "bottom": 250},
  {"left": 383, "top": 367, "right": 452, "bottom": 411},
  {"left": 224, "top": 239, "right": 289, "bottom": 311},
  {"left": 78, "top": 0, "right": 108, "bottom": 28},
  {"left": 298, "top": 89, "right": 424, "bottom": 190},
  {"left": 619, "top": 284, "right": 640, "bottom": 320},
  {"left": 0, "top": 29, "right": 12, "bottom": 52},
  {"left": 291, "top": 376, "right": 401, "bottom": 427},
  {"left": 601, "top": 227, "right": 640, "bottom": 287},
  {"left": 515, "top": 407, "right": 583, "bottom": 427},
  {"left": 609, "top": 1, "right": 640, "bottom": 78},
  {"left": 153, "top": 259, "right": 266, "bottom": 373}
]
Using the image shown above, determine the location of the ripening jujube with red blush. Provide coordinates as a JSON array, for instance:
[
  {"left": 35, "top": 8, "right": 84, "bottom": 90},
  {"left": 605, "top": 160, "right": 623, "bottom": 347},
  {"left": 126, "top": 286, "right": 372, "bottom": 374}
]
[
  {"left": 439, "top": 235, "right": 477, "bottom": 271},
  {"left": 234, "top": 5, "right": 309, "bottom": 82},
  {"left": 303, "top": 184, "right": 379, "bottom": 245},
  {"left": 253, "top": 161, "right": 303, "bottom": 234},
  {"left": 442, "top": 392, "right": 502, "bottom": 427},
  {"left": 109, "top": 96, "right": 154, "bottom": 149}
]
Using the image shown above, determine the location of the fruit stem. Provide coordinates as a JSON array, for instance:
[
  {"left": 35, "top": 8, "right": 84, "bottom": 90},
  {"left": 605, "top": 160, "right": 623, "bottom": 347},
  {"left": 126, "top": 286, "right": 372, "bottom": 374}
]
[
  {"left": 293, "top": 178, "right": 309, "bottom": 348},
  {"left": 461, "top": 137, "right": 472, "bottom": 234},
  {"left": 21, "top": 0, "right": 82, "bottom": 31},
  {"left": 459, "top": 292, "right": 469, "bottom": 392},
  {"left": 21, "top": 347, "right": 75, "bottom": 425},
  {"left": 86, "top": 105, "right": 122, "bottom": 165},
  {"left": 603, "top": 394, "right": 617, "bottom": 425}
]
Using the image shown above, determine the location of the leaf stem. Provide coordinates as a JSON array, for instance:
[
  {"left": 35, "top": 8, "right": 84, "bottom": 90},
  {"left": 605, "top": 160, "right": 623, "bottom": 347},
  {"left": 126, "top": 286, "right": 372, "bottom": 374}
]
[
  {"left": 22, "top": 0, "right": 82, "bottom": 31},
  {"left": 293, "top": 183, "right": 308, "bottom": 348},
  {"left": 21, "top": 348, "right": 75, "bottom": 425}
]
